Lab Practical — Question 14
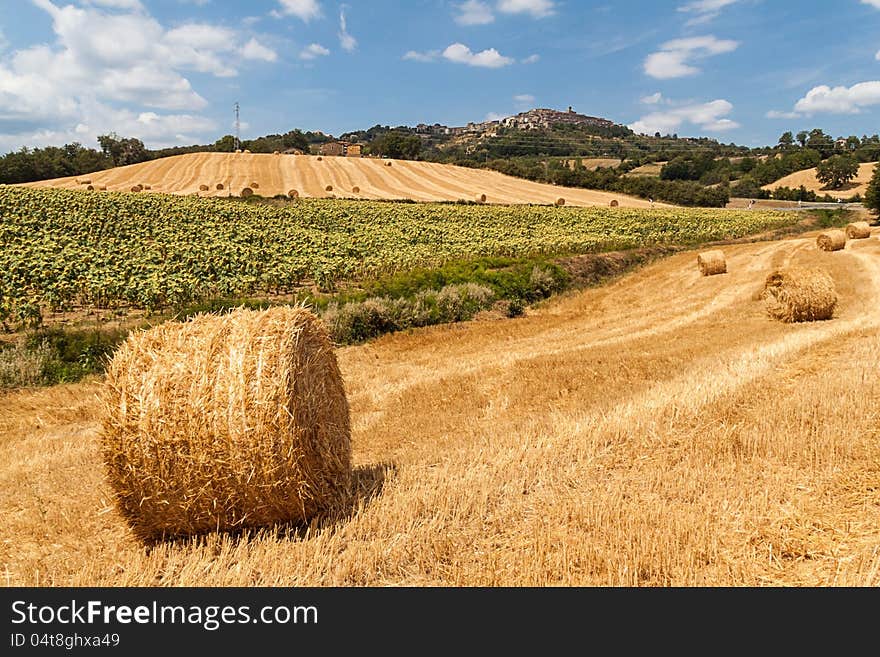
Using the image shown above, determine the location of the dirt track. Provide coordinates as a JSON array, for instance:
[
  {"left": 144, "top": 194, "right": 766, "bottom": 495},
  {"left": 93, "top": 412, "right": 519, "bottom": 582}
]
[
  {"left": 21, "top": 152, "right": 658, "bottom": 208},
  {"left": 1, "top": 228, "right": 878, "bottom": 585}
]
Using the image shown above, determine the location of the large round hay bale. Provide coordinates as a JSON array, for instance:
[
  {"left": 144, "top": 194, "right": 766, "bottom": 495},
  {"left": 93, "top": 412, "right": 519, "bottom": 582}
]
[
  {"left": 555, "top": 198, "right": 565, "bottom": 207},
  {"left": 610, "top": 200, "right": 619, "bottom": 208},
  {"left": 130, "top": 185, "right": 143, "bottom": 193},
  {"left": 476, "top": 193, "right": 487, "bottom": 203},
  {"left": 325, "top": 185, "right": 333, "bottom": 192},
  {"left": 273, "top": 151, "right": 280, "bottom": 155},
  {"left": 352, "top": 186, "right": 360, "bottom": 194},
  {"left": 77, "top": 179, "right": 92, "bottom": 185},
  {"left": 817, "top": 230, "right": 846, "bottom": 252},
  {"left": 845, "top": 222, "right": 871, "bottom": 240},
  {"left": 240, "top": 187, "right": 254, "bottom": 198},
  {"left": 234, "top": 149, "right": 242, "bottom": 154},
  {"left": 199, "top": 184, "right": 209, "bottom": 191},
  {"left": 762, "top": 267, "right": 837, "bottom": 323},
  {"left": 243, "top": 149, "right": 251, "bottom": 154},
  {"left": 101, "top": 307, "right": 352, "bottom": 541},
  {"left": 143, "top": 185, "right": 152, "bottom": 190},
  {"left": 385, "top": 161, "right": 392, "bottom": 167},
  {"left": 697, "top": 250, "right": 727, "bottom": 276},
  {"left": 86, "top": 184, "right": 95, "bottom": 191},
  {"left": 216, "top": 183, "right": 225, "bottom": 191},
  {"left": 317, "top": 156, "right": 323, "bottom": 161},
  {"left": 288, "top": 189, "right": 299, "bottom": 198},
  {"left": 250, "top": 182, "right": 259, "bottom": 189}
]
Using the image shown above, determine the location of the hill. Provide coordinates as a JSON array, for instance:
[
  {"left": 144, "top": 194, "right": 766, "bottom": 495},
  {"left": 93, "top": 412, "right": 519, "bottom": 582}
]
[
  {"left": 21, "top": 152, "right": 657, "bottom": 208},
  {"left": 762, "top": 162, "right": 878, "bottom": 199}
]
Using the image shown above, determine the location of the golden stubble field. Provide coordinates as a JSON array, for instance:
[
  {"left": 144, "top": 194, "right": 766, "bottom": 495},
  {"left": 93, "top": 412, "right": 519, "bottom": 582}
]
[
  {"left": 763, "top": 162, "right": 878, "bottom": 199},
  {"left": 1, "top": 228, "right": 878, "bottom": 586},
  {"left": 20, "top": 152, "right": 658, "bottom": 208}
]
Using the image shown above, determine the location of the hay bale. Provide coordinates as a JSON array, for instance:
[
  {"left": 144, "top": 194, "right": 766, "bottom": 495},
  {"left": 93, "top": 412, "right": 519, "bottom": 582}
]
[
  {"left": 817, "top": 230, "right": 846, "bottom": 252},
  {"left": 762, "top": 267, "right": 837, "bottom": 323},
  {"left": 243, "top": 149, "right": 251, "bottom": 154},
  {"left": 610, "top": 200, "right": 619, "bottom": 208},
  {"left": 325, "top": 185, "right": 333, "bottom": 192},
  {"left": 241, "top": 187, "right": 254, "bottom": 198},
  {"left": 317, "top": 156, "right": 323, "bottom": 161},
  {"left": 199, "top": 184, "right": 209, "bottom": 192},
  {"left": 385, "top": 161, "right": 393, "bottom": 167},
  {"left": 101, "top": 307, "right": 351, "bottom": 541},
  {"left": 846, "top": 222, "right": 871, "bottom": 240},
  {"left": 555, "top": 198, "right": 565, "bottom": 207},
  {"left": 697, "top": 250, "right": 727, "bottom": 276},
  {"left": 86, "top": 185, "right": 95, "bottom": 191},
  {"left": 234, "top": 149, "right": 242, "bottom": 154},
  {"left": 216, "top": 183, "right": 225, "bottom": 191},
  {"left": 288, "top": 189, "right": 299, "bottom": 199},
  {"left": 98, "top": 185, "right": 107, "bottom": 191},
  {"left": 273, "top": 151, "right": 280, "bottom": 155},
  {"left": 78, "top": 179, "right": 92, "bottom": 185},
  {"left": 130, "top": 185, "right": 143, "bottom": 193},
  {"left": 143, "top": 185, "right": 152, "bottom": 190},
  {"left": 476, "top": 193, "right": 487, "bottom": 203},
  {"left": 352, "top": 186, "right": 360, "bottom": 194}
]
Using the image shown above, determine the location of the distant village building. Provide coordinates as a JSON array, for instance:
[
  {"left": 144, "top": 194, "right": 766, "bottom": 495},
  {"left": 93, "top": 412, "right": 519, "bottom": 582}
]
[
  {"left": 320, "top": 142, "right": 345, "bottom": 157},
  {"left": 346, "top": 143, "right": 362, "bottom": 157},
  {"left": 500, "top": 108, "right": 615, "bottom": 131}
]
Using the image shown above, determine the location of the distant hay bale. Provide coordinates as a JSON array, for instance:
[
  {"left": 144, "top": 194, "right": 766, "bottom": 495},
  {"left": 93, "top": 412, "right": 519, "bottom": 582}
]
[
  {"left": 86, "top": 185, "right": 95, "bottom": 191},
  {"left": 846, "top": 221, "right": 871, "bottom": 240},
  {"left": 477, "top": 193, "right": 487, "bottom": 203},
  {"left": 216, "top": 183, "right": 225, "bottom": 191},
  {"left": 288, "top": 189, "right": 299, "bottom": 198},
  {"left": 697, "top": 250, "right": 727, "bottom": 276},
  {"left": 317, "top": 156, "right": 323, "bottom": 161},
  {"left": 817, "top": 230, "right": 846, "bottom": 252},
  {"left": 199, "top": 184, "right": 209, "bottom": 191},
  {"left": 98, "top": 185, "right": 107, "bottom": 191},
  {"left": 130, "top": 185, "right": 143, "bottom": 193},
  {"left": 610, "top": 200, "right": 619, "bottom": 207},
  {"left": 352, "top": 186, "right": 360, "bottom": 194},
  {"left": 100, "top": 306, "right": 352, "bottom": 541},
  {"left": 762, "top": 267, "right": 837, "bottom": 323},
  {"left": 555, "top": 198, "right": 565, "bottom": 207},
  {"left": 234, "top": 149, "right": 242, "bottom": 154},
  {"left": 386, "top": 161, "right": 393, "bottom": 167},
  {"left": 243, "top": 149, "right": 251, "bottom": 154},
  {"left": 77, "top": 179, "right": 91, "bottom": 185},
  {"left": 250, "top": 182, "right": 259, "bottom": 189},
  {"left": 273, "top": 151, "right": 280, "bottom": 155},
  {"left": 241, "top": 187, "right": 254, "bottom": 198},
  {"left": 143, "top": 185, "right": 152, "bottom": 190},
  {"left": 325, "top": 185, "right": 333, "bottom": 192}
]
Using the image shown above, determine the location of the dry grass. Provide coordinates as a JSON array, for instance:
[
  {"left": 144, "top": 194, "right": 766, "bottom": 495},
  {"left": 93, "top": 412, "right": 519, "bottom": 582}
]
[
  {"left": 762, "top": 162, "right": 877, "bottom": 199},
  {"left": 697, "top": 250, "right": 727, "bottom": 276},
  {"left": 101, "top": 307, "right": 351, "bottom": 542},
  {"left": 1, "top": 233, "right": 879, "bottom": 586},
  {"left": 20, "top": 153, "right": 661, "bottom": 208}
]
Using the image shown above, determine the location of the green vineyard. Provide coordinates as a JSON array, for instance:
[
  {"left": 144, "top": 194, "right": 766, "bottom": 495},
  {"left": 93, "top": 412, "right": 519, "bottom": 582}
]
[{"left": 0, "top": 186, "right": 795, "bottom": 326}]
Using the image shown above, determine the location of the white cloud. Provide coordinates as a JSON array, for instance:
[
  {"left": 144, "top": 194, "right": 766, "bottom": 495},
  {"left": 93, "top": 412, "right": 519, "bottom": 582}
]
[
  {"left": 442, "top": 43, "right": 513, "bottom": 68},
  {"left": 861, "top": 0, "right": 880, "bottom": 8},
  {"left": 240, "top": 38, "right": 278, "bottom": 62},
  {"left": 403, "top": 50, "right": 440, "bottom": 62},
  {"left": 640, "top": 92, "right": 664, "bottom": 105},
  {"left": 0, "top": 0, "right": 274, "bottom": 152},
  {"left": 277, "top": 0, "right": 322, "bottom": 21},
  {"left": 677, "top": 0, "right": 740, "bottom": 26},
  {"left": 339, "top": 7, "right": 357, "bottom": 52},
  {"left": 300, "top": 43, "right": 330, "bottom": 60},
  {"left": 793, "top": 81, "right": 880, "bottom": 114},
  {"left": 630, "top": 99, "right": 739, "bottom": 135},
  {"left": 497, "top": 0, "right": 555, "bottom": 18},
  {"left": 456, "top": 0, "right": 495, "bottom": 25},
  {"left": 521, "top": 54, "right": 540, "bottom": 64},
  {"left": 514, "top": 94, "right": 535, "bottom": 103},
  {"left": 644, "top": 35, "right": 739, "bottom": 79},
  {"left": 766, "top": 110, "right": 801, "bottom": 119}
]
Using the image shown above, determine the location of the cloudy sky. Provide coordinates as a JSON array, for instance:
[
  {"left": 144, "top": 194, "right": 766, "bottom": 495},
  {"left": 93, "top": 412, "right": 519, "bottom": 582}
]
[{"left": 0, "top": 0, "right": 878, "bottom": 153}]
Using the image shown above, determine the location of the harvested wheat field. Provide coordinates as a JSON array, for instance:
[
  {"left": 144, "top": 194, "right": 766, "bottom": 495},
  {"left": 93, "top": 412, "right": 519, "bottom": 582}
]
[
  {"left": 762, "top": 162, "right": 878, "bottom": 199},
  {"left": 20, "top": 152, "right": 658, "bottom": 208},
  {"left": 1, "top": 228, "right": 879, "bottom": 586}
]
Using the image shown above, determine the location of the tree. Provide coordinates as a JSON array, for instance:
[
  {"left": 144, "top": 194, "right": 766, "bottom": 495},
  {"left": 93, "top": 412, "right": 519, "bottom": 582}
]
[
  {"left": 777, "top": 131, "right": 794, "bottom": 150},
  {"left": 97, "top": 133, "right": 148, "bottom": 167},
  {"left": 864, "top": 162, "right": 880, "bottom": 215},
  {"left": 369, "top": 131, "right": 422, "bottom": 159},
  {"left": 816, "top": 155, "right": 859, "bottom": 190},
  {"left": 214, "top": 135, "right": 236, "bottom": 152},
  {"left": 796, "top": 131, "right": 809, "bottom": 148}
]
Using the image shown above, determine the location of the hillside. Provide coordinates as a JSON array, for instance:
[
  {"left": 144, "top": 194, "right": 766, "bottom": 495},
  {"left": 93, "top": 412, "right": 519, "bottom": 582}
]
[
  {"left": 2, "top": 226, "right": 878, "bottom": 585},
  {"left": 21, "top": 152, "right": 657, "bottom": 208},
  {"left": 762, "top": 162, "right": 877, "bottom": 199}
]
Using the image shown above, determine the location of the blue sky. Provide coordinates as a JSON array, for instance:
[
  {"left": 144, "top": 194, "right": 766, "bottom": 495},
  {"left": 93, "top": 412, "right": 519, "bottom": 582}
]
[{"left": 1, "top": 0, "right": 879, "bottom": 153}]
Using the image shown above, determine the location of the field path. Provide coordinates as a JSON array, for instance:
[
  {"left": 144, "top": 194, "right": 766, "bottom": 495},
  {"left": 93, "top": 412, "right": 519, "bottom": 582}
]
[
  {"left": 21, "top": 152, "right": 660, "bottom": 208},
  {"left": 1, "top": 228, "right": 878, "bottom": 586}
]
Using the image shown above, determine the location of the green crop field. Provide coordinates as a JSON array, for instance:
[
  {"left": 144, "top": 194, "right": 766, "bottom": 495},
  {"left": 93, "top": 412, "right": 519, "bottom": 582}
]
[{"left": 0, "top": 186, "right": 795, "bottom": 327}]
